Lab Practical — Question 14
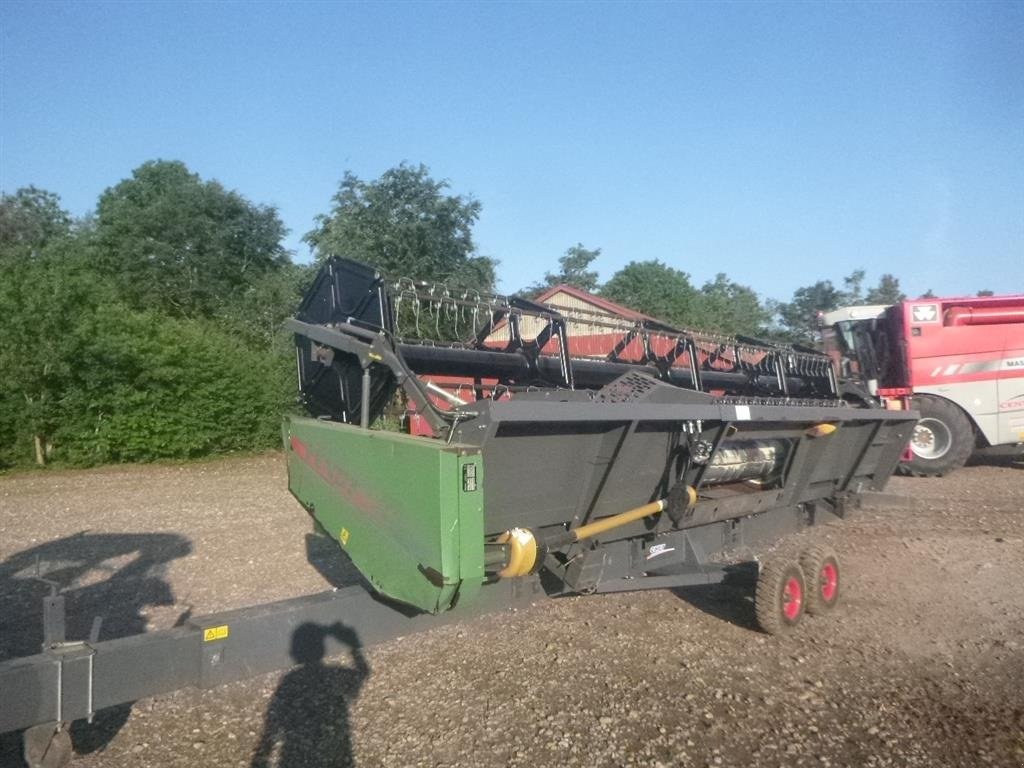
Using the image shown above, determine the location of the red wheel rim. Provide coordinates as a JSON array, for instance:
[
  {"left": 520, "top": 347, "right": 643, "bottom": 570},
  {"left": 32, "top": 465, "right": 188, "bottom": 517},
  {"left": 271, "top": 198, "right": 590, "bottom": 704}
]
[
  {"left": 820, "top": 562, "right": 838, "bottom": 602},
  {"left": 782, "top": 576, "right": 803, "bottom": 620}
]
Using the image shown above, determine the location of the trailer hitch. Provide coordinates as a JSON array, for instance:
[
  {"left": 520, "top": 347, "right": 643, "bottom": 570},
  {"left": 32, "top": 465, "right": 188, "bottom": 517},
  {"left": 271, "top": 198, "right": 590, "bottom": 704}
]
[{"left": 22, "top": 560, "right": 101, "bottom": 768}]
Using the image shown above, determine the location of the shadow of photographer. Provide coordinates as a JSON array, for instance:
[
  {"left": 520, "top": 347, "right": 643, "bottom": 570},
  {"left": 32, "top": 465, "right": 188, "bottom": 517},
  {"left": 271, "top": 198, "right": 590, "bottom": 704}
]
[{"left": 252, "top": 621, "right": 370, "bottom": 768}]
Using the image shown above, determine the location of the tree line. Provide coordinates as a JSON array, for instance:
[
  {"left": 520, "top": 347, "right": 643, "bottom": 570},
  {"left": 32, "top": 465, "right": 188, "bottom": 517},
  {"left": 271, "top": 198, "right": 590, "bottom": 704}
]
[
  {"left": 0, "top": 160, "right": 935, "bottom": 468},
  {"left": 521, "top": 246, "right": 913, "bottom": 347}
]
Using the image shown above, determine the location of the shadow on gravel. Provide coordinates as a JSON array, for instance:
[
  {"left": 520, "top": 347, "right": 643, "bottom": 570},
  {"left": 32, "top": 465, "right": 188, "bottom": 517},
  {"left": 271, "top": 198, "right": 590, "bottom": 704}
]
[
  {"left": 251, "top": 621, "right": 369, "bottom": 768},
  {"left": 304, "top": 531, "right": 369, "bottom": 590},
  {"left": 668, "top": 563, "right": 761, "bottom": 633},
  {"left": 0, "top": 531, "right": 192, "bottom": 764},
  {"left": 966, "top": 452, "right": 1024, "bottom": 470}
]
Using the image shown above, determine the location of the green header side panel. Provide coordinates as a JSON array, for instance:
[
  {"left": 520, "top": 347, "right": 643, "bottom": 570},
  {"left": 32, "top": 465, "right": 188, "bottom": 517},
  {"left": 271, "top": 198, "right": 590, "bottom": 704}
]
[{"left": 283, "top": 417, "right": 484, "bottom": 613}]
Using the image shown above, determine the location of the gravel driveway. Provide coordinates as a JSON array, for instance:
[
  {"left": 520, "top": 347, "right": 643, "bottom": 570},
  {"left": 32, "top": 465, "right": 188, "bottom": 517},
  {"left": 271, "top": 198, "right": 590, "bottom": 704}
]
[{"left": 1, "top": 453, "right": 1022, "bottom": 767}]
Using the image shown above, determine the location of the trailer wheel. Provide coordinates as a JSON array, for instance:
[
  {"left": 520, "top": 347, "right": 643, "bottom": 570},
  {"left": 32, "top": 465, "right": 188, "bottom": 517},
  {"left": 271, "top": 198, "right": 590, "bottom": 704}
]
[
  {"left": 755, "top": 560, "right": 806, "bottom": 635},
  {"left": 23, "top": 722, "right": 72, "bottom": 768},
  {"left": 800, "top": 547, "right": 841, "bottom": 615},
  {"left": 900, "top": 395, "right": 974, "bottom": 477}
]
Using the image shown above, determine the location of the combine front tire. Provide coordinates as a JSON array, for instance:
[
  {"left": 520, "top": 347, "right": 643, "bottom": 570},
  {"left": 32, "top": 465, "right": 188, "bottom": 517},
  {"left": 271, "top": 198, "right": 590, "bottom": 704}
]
[
  {"left": 800, "top": 546, "right": 841, "bottom": 615},
  {"left": 755, "top": 560, "right": 806, "bottom": 635},
  {"left": 901, "top": 395, "right": 974, "bottom": 477}
]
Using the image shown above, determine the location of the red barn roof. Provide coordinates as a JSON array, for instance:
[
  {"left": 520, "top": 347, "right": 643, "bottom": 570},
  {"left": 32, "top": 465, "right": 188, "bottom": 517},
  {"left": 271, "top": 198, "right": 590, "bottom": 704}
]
[{"left": 534, "top": 284, "right": 655, "bottom": 322}]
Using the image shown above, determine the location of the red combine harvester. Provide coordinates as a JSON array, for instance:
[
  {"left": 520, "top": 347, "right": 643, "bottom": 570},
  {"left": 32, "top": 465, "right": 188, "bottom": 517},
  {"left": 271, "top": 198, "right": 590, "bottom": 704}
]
[{"left": 822, "top": 294, "right": 1024, "bottom": 476}]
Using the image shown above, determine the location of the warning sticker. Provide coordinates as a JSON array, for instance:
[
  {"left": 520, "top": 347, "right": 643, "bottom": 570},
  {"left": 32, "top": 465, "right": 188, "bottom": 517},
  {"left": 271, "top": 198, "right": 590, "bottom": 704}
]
[
  {"left": 203, "top": 625, "right": 229, "bottom": 642},
  {"left": 339, "top": 527, "right": 351, "bottom": 546}
]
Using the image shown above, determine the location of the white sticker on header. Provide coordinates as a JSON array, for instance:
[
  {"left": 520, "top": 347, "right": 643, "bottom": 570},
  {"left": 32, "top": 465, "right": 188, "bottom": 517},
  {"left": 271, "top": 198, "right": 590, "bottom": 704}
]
[
  {"left": 646, "top": 543, "right": 676, "bottom": 561},
  {"left": 734, "top": 405, "right": 751, "bottom": 421}
]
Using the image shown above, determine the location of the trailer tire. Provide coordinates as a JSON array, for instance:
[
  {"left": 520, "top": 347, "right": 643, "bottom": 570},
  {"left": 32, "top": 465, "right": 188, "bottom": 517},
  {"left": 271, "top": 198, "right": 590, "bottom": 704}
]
[
  {"left": 800, "top": 546, "right": 840, "bottom": 615},
  {"left": 899, "top": 395, "right": 974, "bottom": 477},
  {"left": 755, "top": 560, "right": 806, "bottom": 635},
  {"left": 23, "top": 722, "right": 72, "bottom": 768}
]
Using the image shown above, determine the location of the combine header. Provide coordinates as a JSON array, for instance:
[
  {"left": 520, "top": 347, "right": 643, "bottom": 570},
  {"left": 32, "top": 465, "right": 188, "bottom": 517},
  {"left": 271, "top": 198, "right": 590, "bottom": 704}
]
[
  {"left": 2, "top": 256, "right": 918, "bottom": 765},
  {"left": 285, "top": 257, "right": 918, "bottom": 627}
]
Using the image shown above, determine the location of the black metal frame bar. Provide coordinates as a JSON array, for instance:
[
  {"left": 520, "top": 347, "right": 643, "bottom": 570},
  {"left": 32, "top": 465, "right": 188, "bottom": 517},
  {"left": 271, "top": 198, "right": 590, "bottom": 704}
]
[
  {"left": 0, "top": 577, "right": 545, "bottom": 736},
  {"left": 291, "top": 257, "right": 848, "bottom": 435}
]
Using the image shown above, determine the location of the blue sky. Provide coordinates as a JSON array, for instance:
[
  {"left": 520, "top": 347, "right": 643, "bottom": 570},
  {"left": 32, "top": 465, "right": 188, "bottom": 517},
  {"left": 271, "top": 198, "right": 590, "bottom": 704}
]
[{"left": 2, "top": 1, "right": 1021, "bottom": 300}]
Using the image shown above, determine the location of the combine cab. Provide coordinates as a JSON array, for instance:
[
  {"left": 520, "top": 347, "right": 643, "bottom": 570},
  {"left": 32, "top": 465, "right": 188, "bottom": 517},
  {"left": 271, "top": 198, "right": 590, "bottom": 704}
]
[{"left": 286, "top": 257, "right": 918, "bottom": 630}]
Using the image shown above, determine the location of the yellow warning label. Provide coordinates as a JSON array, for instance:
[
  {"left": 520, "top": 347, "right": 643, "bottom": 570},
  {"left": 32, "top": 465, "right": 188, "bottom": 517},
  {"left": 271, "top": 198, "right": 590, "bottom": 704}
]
[
  {"left": 203, "top": 625, "right": 230, "bottom": 642},
  {"left": 368, "top": 352, "right": 383, "bottom": 361},
  {"left": 339, "top": 527, "right": 350, "bottom": 546}
]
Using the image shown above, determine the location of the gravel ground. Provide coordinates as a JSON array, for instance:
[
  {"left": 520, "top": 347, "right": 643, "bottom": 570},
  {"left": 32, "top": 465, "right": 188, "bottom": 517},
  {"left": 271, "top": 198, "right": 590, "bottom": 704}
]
[{"left": 1, "top": 453, "right": 1022, "bottom": 767}]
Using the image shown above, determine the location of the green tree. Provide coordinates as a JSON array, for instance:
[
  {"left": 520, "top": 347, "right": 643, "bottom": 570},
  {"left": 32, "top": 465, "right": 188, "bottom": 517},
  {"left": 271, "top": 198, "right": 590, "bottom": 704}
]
[
  {"left": 697, "top": 274, "right": 772, "bottom": 336},
  {"left": 0, "top": 186, "right": 73, "bottom": 259},
  {"left": 864, "top": 274, "right": 905, "bottom": 304},
  {"left": 776, "top": 280, "right": 845, "bottom": 344},
  {"left": 977, "top": 289, "right": 994, "bottom": 297},
  {"left": 0, "top": 238, "right": 113, "bottom": 465},
  {"left": 919, "top": 289, "right": 936, "bottom": 299},
  {"left": 1, "top": 174, "right": 299, "bottom": 468},
  {"left": 842, "top": 269, "right": 866, "bottom": 305},
  {"left": 305, "top": 163, "right": 496, "bottom": 290},
  {"left": 0, "top": 244, "right": 295, "bottom": 468},
  {"left": 92, "top": 160, "right": 289, "bottom": 318},
  {"left": 527, "top": 243, "right": 601, "bottom": 295},
  {"left": 775, "top": 270, "right": 909, "bottom": 343},
  {"left": 0, "top": 190, "right": 86, "bottom": 465},
  {"left": 600, "top": 260, "right": 701, "bottom": 328},
  {"left": 216, "top": 262, "right": 316, "bottom": 349},
  {"left": 58, "top": 307, "right": 291, "bottom": 464}
]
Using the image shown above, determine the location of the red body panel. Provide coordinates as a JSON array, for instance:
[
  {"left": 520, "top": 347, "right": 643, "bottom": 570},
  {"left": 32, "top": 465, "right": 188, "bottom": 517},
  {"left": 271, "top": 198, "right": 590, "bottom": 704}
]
[
  {"left": 874, "top": 294, "right": 1024, "bottom": 448},
  {"left": 892, "top": 296, "right": 1024, "bottom": 390}
]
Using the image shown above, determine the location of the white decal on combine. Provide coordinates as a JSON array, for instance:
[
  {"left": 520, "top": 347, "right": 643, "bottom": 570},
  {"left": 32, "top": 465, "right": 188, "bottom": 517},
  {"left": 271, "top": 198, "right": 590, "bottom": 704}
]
[
  {"left": 960, "top": 360, "right": 1004, "bottom": 374},
  {"left": 646, "top": 543, "right": 676, "bottom": 560},
  {"left": 734, "top": 405, "right": 751, "bottom": 421},
  {"left": 928, "top": 359, "right": 1005, "bottom": 379},
  {"left": 912, "top": 304, "right": 939, "bottom": 323}
]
